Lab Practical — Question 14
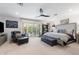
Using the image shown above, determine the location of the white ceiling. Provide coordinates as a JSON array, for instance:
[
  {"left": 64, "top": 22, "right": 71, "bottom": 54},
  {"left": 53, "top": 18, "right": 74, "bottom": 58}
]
[{"left": 0, "top": 3, "right": 79, "bottom": 20}]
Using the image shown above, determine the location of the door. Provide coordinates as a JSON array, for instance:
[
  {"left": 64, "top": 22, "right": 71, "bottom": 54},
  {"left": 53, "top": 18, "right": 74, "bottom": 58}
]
[{"left": 22, "top": 22, "right": 41, "bottom": 37}]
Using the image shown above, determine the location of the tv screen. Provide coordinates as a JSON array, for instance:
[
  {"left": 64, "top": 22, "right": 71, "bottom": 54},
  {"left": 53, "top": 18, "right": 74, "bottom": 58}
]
[
  {"left": 6, "top": 20, "right": 18, "bottom": 28},
  {"left": 0, "top": 22, "right": 4, "bottom": 33}
]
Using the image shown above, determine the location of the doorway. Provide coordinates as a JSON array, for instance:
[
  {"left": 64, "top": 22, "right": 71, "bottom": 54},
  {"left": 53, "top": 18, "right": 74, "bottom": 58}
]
[{"left": 22, "top": 21, "right": 41, "bottom": 37}]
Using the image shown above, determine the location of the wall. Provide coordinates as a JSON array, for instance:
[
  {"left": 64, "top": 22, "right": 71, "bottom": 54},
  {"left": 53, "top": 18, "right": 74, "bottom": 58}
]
[
  {"left": 69, "top": 14, "right": 79, "bottom": 33},
  {"left": 0, "top": 16, "right": 21, "bottom": 42},
  {"left": 40, "top": 12, "right": 79, "bottom": 33},
  {"left": 46, "top": 12, "right": 79, "bottom": 33},
  {"left": 40, "top": 20, "right": 56, "bottom": 32}
]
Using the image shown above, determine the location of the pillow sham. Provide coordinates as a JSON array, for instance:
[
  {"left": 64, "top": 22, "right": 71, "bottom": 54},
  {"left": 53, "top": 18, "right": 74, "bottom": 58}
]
[{"left": 57, "top": 29, "right": 66, "bottom": 33}]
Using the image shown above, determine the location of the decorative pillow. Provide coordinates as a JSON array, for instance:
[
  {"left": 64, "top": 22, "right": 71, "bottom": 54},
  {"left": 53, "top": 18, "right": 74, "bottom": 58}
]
[
  {"left": 57, "top": 29, "right": 66, "bottom": 33},
  {"left": 52, "top": 27, "right": 57, "bottom": 33},
  {"left": 16, "top": 33, "right": 21, "bottom": 38}
]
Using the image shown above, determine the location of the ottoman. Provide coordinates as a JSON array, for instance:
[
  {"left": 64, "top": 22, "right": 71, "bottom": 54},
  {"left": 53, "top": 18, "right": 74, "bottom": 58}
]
[
  {"left": 17, "top": 37, "right": 29, "bottom": 45},
  {"left": 41, "top": 36, "right": 57, "bottom": 46}
]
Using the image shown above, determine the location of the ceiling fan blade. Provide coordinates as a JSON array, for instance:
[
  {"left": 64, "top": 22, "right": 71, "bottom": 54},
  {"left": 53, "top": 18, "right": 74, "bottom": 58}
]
[
  {"left": 36, "top": 15, "right": 50, "bottom": 18},
  {"left": 36, "top": 8, "right": 50, "bottom": 18},
  {"left": 43, "top": 15, "right": 50, "bottom": 17},
  {"left": 35, "top": 15, "right": 41, "bottom": 18},
  {"left": 40, "top": 14, "right": 50, "bottom": 17}
]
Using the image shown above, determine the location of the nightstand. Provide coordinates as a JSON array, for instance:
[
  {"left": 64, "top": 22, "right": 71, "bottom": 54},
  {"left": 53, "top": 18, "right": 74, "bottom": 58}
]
[{"left": 76, "top": 33, "right": 79, "bottom": 43}]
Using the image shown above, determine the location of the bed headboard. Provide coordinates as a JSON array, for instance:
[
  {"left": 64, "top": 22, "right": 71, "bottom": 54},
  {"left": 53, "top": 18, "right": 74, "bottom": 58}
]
[{"left": 55, "top": 23, "right": 77, "bottom": 39}]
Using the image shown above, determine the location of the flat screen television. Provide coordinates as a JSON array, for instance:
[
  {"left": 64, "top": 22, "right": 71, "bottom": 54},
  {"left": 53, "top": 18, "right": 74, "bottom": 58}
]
[{"left": 0, "top": 22, "right": 4, "bottom": 33}]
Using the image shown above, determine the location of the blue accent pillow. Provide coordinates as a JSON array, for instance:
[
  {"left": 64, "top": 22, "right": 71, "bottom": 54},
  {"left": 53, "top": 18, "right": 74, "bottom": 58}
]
[{"left": 58, "top": 29, "right": 66, "bottom": 33}]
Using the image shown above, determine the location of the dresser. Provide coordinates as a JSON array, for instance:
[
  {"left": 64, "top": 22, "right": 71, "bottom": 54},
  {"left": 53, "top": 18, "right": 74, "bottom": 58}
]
[{"left": 0, "top": 33, "right": 7, "bottom": 45}]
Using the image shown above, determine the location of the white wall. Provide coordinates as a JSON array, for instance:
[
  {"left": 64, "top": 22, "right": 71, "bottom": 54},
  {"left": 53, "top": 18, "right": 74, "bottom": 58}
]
[
  {"left": 51, "top": 13, "right": 79, "bottom": 33},
  {"left": 0, "top": 16, "right": 21, "bottom": 42},
  {"left": 69, "top": 14, "right": 79, "bottom": 33},
  {"left": 40, "top": 11, "right": 79, "bottom": 33}
]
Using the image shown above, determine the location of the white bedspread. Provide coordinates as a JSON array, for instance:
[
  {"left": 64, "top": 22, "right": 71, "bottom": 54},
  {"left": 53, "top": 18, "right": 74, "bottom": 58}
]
[{"left": 43, "top": 32, "right": 71, "bottom": 43}]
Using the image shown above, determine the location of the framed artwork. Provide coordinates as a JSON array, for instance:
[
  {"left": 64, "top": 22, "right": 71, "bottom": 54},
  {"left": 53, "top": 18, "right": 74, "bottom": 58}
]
[
  {"left": 6, "top": 20, "right": 18, "bottom": 28},
  {"left": 60, "top": 18, "right": 69, "bottom": 25}
]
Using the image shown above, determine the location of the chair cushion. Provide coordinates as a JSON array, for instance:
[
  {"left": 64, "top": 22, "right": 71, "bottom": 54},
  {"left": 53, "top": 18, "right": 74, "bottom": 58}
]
[
  {"left": 16, "top": 33, "right": 21, "bottom": 38},
  {"left": 18, "top": 37, "right": 29, "bottom": 40}
]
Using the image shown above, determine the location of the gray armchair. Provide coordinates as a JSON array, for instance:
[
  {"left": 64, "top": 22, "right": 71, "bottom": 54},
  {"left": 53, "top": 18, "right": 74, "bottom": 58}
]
[{"left": 11, "top": 31, "right": 29, "bottom": 45}]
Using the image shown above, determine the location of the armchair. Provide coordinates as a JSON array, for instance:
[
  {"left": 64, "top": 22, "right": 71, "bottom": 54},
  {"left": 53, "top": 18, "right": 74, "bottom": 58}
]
[{"left": 11, "top": 31, "right": 29, "bottom": 45}]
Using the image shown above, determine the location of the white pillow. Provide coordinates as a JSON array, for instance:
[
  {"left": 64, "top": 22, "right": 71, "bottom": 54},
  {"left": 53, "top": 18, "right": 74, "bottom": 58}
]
[
  {"left": 16, "top": 33, "right": 21, "bottom": 38},
  {"left": 53, "top": 27, "right": 57, "bottom": 33}
]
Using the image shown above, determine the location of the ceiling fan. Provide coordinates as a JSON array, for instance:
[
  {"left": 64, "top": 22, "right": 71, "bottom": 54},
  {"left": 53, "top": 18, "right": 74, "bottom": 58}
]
[
  {"left": 37, "top": 8, "right": 50, "bottom": 17},
  {"left": 17, "top": 3, "right": 24, "bottom": 7}
]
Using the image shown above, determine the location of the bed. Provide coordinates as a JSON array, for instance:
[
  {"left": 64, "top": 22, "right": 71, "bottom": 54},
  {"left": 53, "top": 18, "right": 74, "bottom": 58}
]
[{"left": 41, "top": 23, "right": 77, "bottom": 46}]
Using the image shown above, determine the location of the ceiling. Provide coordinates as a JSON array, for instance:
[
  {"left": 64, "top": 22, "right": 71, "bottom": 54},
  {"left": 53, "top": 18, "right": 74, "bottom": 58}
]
[{"left": 0, "top": 3, "right": 79, "bottom": 20}]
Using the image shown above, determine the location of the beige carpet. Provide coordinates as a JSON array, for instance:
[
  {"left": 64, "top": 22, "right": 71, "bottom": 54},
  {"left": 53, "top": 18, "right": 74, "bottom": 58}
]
[{"left": 0, "top": 37, "right": 79, "bottom": 55}]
